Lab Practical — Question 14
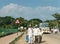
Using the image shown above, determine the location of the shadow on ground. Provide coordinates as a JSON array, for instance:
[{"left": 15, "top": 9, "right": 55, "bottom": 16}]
[{"left": 41, "top": 40, "right": 46, "bottom": 43}]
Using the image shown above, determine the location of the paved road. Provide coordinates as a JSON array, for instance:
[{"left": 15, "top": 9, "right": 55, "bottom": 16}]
[
  {"left": 16, "top": 32, "right": 60, "bottom": 44},
  {"left": 0, "top": 32, "right": 22, "bottom": 44},
  {"left": 41, "top": 33, "right": 60, "bottom": 44}
]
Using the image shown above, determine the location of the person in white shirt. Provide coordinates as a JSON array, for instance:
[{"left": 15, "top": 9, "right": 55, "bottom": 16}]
[
  {"left": 33, "top": 25, "right": 43, "bottom": 43},
  {"left": 27, "top": 25, "right": 33, "bottom": 44}
]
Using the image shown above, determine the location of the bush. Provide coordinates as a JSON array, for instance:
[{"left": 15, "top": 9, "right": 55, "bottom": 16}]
[{"left": 0, "top": 29, "right": 18, "bottom": 37}]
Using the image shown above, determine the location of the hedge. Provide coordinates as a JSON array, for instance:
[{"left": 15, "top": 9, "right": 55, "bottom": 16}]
[{"left": 0, "top": 29, "right": 18, "bottom": 37}]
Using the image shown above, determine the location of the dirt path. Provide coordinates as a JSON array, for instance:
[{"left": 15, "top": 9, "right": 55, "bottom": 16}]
[{"left": 0, "top": 32, "right": 22, "bottom": 44}]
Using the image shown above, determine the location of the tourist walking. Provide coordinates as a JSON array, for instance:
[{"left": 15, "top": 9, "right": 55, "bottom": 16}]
[
  {"left": 27, "top": 25, "right": 33, "bottom": 44},
  {"left": 33, "top": 25, "right": 43, "bottom": 44}
]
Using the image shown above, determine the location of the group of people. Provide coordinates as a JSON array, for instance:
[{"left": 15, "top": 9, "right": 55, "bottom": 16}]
[{"left": 26, "top": 25, "right": 43, "bottom": 44}]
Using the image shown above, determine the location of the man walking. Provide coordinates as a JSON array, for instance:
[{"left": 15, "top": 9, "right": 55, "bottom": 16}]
[
  {"left": 33, "top": 25, "right": 43, "bottom": 44},
  {"left": 27, "top": 25, "right": 33, "bottom": 44}
]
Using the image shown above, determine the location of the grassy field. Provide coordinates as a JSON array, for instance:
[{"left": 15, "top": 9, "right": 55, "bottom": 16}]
[{"left": 0, "top": 29, "right": 18, "bottom": 37}]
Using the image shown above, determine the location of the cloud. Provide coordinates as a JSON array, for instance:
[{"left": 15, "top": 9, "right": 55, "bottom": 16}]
[{"left": 0, "top": 3, "right": 60, "bottom": 21}]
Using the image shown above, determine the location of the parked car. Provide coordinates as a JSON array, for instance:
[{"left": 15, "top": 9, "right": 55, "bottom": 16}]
[{"left": 51, "top": 28, "right": 59, "bottom": 34}]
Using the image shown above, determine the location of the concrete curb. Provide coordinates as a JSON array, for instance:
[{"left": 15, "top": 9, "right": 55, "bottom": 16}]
[{"left": 9, "top": 32, "right": 24, "bottom": 44}]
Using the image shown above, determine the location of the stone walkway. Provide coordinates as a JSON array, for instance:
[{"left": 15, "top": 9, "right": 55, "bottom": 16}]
[{"left": 15, "top": 33, "right": 28, "bottom": 44}]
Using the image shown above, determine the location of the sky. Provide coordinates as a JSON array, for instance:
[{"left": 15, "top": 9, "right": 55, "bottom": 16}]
[{"left": 0, "top": 0, "right": 60, "bottom": 21}]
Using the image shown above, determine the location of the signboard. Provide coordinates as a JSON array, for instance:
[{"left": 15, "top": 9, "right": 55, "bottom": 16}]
[{"left": 15, "top": 19, "right": 20, "bottom": 24}]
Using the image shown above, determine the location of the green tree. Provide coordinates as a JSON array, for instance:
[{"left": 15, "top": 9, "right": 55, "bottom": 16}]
[
  {"left": 53, "top": 13, "right": 60, "bottom": 30},
  {"left": 28, "top": 18, "right": 42, "bottom": 27},
  {"left": 46, "top": 20, "right": 57, "bottom": 29},
  {"left": 14, "top": 17, "right": 28, "bottom": 28},
  {"left": 53, "top": 13, "right": 60, "bottom": 20},
  {"left": 0, "top": 16, "right": 15, "bottom": 29}
]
